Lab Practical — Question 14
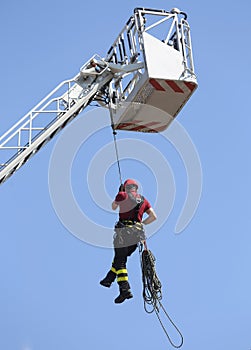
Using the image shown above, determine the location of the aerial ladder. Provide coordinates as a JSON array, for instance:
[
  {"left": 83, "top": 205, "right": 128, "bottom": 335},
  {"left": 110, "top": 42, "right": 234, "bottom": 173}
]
[{"left": 0, "top": 7, "right": 197, "bottom": 185}]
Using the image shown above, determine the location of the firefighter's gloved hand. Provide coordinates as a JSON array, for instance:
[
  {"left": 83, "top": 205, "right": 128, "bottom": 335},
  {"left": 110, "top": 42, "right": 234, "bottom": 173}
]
[{"left": 119, "top": 184, "right": 125, "bottom": 192}]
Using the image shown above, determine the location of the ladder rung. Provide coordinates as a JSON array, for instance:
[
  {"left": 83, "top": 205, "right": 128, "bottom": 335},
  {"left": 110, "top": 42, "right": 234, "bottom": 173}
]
[
  {"left": 0, "top": 146, "right": 28, "bottom": 149},
  {"left": 21, "top": 127, "right": 44, "bottom": 131}
]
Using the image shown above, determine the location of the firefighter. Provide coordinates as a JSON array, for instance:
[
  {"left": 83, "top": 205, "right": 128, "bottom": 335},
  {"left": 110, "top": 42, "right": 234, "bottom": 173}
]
[{"left": 100, "top": 179, "right": 157, "bottom": 304}]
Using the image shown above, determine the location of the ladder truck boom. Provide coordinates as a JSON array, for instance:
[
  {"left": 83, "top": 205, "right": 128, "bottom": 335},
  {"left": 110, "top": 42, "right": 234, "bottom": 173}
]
[
  {"left": 0, "top": 7, "right": 198, "bottom": 185},
  {"left": 0, "top": 56, "right": 144, "bottom": 185},
  {"left": 0, "top": 56, "right": 113, "bottom": 184}
]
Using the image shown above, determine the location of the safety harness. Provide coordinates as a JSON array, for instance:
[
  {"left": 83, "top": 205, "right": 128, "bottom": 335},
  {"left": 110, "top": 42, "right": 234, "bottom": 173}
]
[{"left": 113, "top": 193, "right": 145, "bottom": 248}]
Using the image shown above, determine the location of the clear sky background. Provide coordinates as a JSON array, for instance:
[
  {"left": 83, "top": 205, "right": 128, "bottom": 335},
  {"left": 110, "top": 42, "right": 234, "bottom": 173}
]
[{"left": 0, "top": 1, "right": 250, "bottom": 350}]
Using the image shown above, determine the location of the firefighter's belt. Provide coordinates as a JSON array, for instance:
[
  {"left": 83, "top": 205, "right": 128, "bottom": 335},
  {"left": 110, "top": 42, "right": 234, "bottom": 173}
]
[{"left": 113, "top": 220, "right": 145, "bottom": 248}]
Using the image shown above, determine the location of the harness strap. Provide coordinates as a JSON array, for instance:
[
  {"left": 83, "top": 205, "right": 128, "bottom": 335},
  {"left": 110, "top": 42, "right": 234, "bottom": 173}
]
[
  {"left": 126, "top": 193, "right": 145, "bottom": 222},
  {"left": 119, "top": 220, "right": 143, "bottom": 230}
]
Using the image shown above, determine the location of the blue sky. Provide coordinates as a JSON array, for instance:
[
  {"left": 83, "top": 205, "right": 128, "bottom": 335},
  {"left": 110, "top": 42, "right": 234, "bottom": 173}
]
[{"left": 0, "top": 1, "right": 251, "bottom": 349}]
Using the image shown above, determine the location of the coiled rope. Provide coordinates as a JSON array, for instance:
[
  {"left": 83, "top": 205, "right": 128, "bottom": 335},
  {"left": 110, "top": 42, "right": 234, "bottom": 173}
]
[{"left": 140, "top": 246, "right": 184, "bottom": 348}]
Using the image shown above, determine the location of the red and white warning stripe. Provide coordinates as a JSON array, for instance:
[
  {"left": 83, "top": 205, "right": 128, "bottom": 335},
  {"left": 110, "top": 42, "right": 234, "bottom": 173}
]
[
  {"left": 149, "top": 78, "right": 197, "bottom": 94},
  {"left": 114, "top": 78, "right": 197, "bottom": 132},
  {"left": 115, "top": 119, "right": 167, "bottom": 132}
]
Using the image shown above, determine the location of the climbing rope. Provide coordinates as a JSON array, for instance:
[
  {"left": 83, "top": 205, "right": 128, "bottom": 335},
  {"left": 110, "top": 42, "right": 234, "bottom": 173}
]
[
  {"left": 111, "top": 127, "right": 123, "bottom": 185},
  {"left": 109, "top": 109, "right": 123, "bottom": 185},
  {"left": 140, "top": 246, "right": 184, "bottom": 348}
]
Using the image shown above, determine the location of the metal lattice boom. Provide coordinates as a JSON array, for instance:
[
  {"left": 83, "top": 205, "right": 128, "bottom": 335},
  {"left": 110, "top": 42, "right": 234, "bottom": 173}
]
[{"left": 0, "top": 7, "right": 198, "bottom": 184}]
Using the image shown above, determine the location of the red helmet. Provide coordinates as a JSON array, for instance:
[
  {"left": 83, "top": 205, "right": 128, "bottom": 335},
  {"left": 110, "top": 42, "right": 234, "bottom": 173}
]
[{"left": 124, "top": 179, "right": 138, "bottom": 190}]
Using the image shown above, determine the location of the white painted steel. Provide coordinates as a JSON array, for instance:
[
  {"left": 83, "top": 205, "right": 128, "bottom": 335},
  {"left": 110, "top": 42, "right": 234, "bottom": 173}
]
[
  {"left": 0, "top": 57, "right": 114, "bottom": 184},
  {"left": 110, "top": 8, "right": 198, "bottom": 131},
  {"left": 0, "top": 7, "right": 197, "bottom": 184}
]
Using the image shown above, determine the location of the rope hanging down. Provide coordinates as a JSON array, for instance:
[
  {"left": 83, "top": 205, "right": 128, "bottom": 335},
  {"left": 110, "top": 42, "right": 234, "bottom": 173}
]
[
  {"left": 109, "top": 110, "right": 123, "bottom": 185},
  {"left": 112, "top": 127, "right": 123, "bottom": 185},
  {"left": 140, "top": 245, "right": 184, "bottom": 348}
]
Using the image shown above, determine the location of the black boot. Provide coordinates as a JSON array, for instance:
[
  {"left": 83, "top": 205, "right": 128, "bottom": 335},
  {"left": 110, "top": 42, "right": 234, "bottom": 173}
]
[
  {"left": 114, "top": 288, "right": 133, "bottom": 304},
  {"left": 100, "top": 270, "right": 116, "bottom": 288}
]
